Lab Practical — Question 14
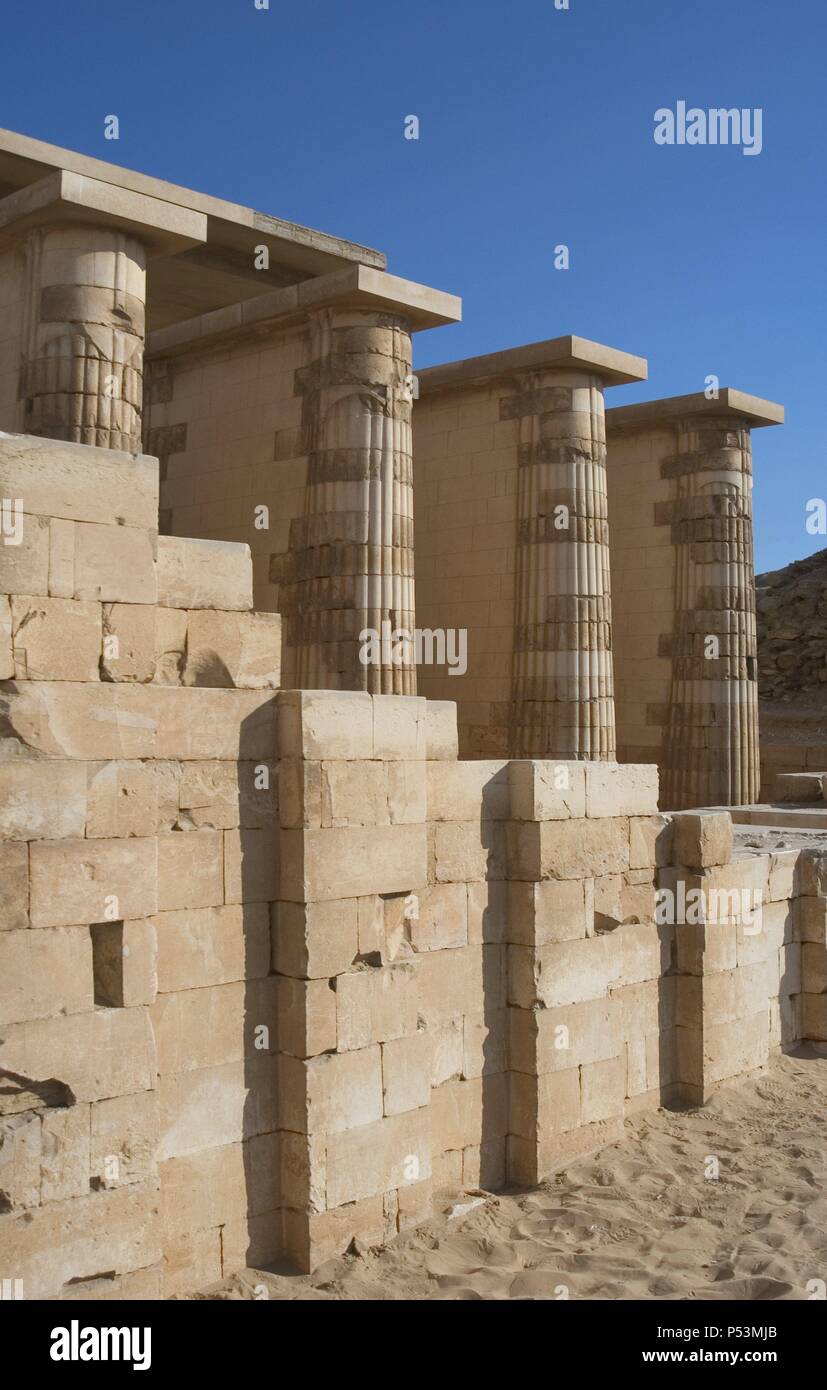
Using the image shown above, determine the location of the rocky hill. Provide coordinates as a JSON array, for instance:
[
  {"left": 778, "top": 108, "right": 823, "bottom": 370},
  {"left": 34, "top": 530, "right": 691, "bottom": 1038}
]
[{"left": 756, "top": 547, "right": 827, "bottom": 703}]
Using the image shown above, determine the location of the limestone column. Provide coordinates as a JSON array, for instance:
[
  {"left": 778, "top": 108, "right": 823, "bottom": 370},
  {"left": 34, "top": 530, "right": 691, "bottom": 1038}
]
[
  {"left": 281, "top": 307, "right": 416, "bottom": 693},
  {"left": 509, "top": 369, "right": 616, "bottom": 759},
  {"left": 20, "top": 226, "right": 146, "bottom": 451},
  {"left": 662, "top": 419, "right": 759, "bottom": 807}
]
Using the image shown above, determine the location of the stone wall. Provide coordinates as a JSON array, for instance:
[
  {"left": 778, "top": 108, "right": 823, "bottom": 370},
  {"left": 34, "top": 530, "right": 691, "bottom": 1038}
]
[
  {"left": 757, "top": 548, "right": 827, "bottom": 702},
  {"left": 1, "top": 431, "right": 825, "bottom": 1293}
]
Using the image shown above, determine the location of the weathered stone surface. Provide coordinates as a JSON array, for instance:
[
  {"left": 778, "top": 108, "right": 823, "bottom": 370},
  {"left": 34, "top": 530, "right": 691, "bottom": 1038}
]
[
  {"left": 0, "top": 434, "right": 159, "bottom": 528},
  {"left": 509, "top": 760, "right": 586, "bottom": 820},
  {"left": 73, "top": 522, "right": 156, "bottom": 604},
  {"left": 157, "top": 830, "right": 223, "bottom": 911},
  {"left": 1, "top": 926, "right": 93, "bottom": 1024},
  {"left": 184, "top": 610, "right": 281, "bottom": 689},
  {"left": 11, "top": 595, "right": 101, "bottom": 681},
  {"left": 672, "top": 812, "right": 733, "bottom": 869},
  {"left": 0, "top": 760, "right": 86, "bottom": 839},
  {"left": 0, "top": 1007, "right": 156, "bottom": 1103},
  {"left": 156, "top": 536, "right": 252, "bottom": 611},
  {"left": 86, "top": 760, "right": 158, "bottom": 838},
  {"left": 101, "top": 603, "right": 156, "bottom": 681},
  {"left": 155, "top": 903, "right": 269, "bottom": 992},
  {"left": 0, "top": 840, "right": 28, "bottom": 927},
  {"left": 29, "top": 836, "right": 158, "bottom": 927},
  {"left": 0, "top": 513, "right": 49, "bottom": 597}
]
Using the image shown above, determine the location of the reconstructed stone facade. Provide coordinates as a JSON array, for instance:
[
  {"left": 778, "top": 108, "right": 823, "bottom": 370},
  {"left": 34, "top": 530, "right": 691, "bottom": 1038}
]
[{"left": 0, "top": 131, "right": 823, "bottom": 1298}]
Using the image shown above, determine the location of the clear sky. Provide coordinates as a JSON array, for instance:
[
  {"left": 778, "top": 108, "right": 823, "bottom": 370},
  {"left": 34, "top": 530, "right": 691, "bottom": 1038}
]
[{"left": 2, "top": 0, "right": 824, "bottom": 572}]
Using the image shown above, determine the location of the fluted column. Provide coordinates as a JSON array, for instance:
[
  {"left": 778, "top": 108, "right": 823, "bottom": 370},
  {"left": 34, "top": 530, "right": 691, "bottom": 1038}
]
[
  {"left": 662, "top": 419, "right": 759, "bottom": 808},
  {"left": 20, "top": 226, "right": 146, "bottom": 450},
  {"left": 281, "top": 308, "right": 415, "bottom": 692},
  {"left": 509, "top": 369, "right": 616, "bottom": 759}
]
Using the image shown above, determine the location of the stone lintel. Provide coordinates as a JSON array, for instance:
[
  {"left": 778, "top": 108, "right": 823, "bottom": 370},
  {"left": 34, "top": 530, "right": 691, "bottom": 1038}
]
[
  {"left": 606, "top": 389, "right": 785, "bottom": 434},
  {"left": 0, "top": 125, "right": 386, "bottom": 274},
  {"left": 0, "top": 169, "right": 207, "bottom": 258},
  {"left": 417, "top": 335, "right": 648, "bottom": 396},
  {"left": 145, "top": 264, "right": 462, "bottom": 359}
]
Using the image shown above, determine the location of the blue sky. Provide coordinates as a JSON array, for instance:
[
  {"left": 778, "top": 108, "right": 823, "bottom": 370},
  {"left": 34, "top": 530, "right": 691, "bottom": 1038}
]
[{"left": 2, "top": 0, "right": 824, "bottom": 571}]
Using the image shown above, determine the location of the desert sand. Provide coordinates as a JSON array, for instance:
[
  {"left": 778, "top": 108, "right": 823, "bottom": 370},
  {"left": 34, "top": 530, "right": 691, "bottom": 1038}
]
[{"left": 193, "top": 1050, "right": 827, "bottom": 1302}]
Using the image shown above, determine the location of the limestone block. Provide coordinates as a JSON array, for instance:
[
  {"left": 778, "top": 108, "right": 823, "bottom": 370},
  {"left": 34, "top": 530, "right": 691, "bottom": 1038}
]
[
  {"left": 767, "top": 850, "right": 801, "bottom": 903},
  {"left": 434, "top": 820, "right": 505, "bottom": 883},
  {"left": 398, "top": 1175, "right": 434, "bottom": 1230},
  {"left": 0, "top": 1007, "right": 156, "bottom": 1103},
  {"left": 620, "top": 921, "right": 672, "bottom": 986},
  {"left": 797, "top": 896, "right": 827, "bottom": 945},
  {"left": 672, "top": 812, "right": 733, "bottom": 869},
  {"left": 159, "top": 1143, "right": 247, "bottom": 1242},
  {"left": 509, "top": 997, "right": 623, "bottom": 1074},
  {"left": 411, "top": 883, "right": 468, "bottom": 951},
  {"left": 86, "top": 760, "right": 158, "bottom": 838},
  {"left": 0, "top": 596, "right": 11, "bottom": 678},
  {"left": 594, "top": 874, "right": 623, "bottom": 927},
  {"left": 48, "top": 517, "right": 75, "bottom": 598},
  {"left": 760, "top": 899, "right": 794, "bottom": 954},
  {"left": 510, "top": 817, "right": 629, "bottom": 881},
  {"left": 101, "top": 603, "right": 155, "bottom": 681},
  {"left": 0, "top": 682, "right": 157, "bottom": 760},
  {"left": 772, "top": 771, "right": 824, "bottom": 801},
  {"left": 799, "top": 851, "right": 827, "bottom": 897},
  {"left": 580, "top": 1056, "right": 625, "bottom": 1124},
  {"left": 415, "top": 947, "right": 473, "bottom": 1027},
  {"left": 432, "top": 1148, "right": 463, "bottom": 1195},
  {"left": 702, "top": 1011, "right": 768, "bottom": 1086},
  {"left": 508, "top": 760, "right": 586, "bottom": 820},
  {"left": 373, "top": 695, "right": 427, "bottom": 760},
  {"left": 275, "top": 975, "right": 337, "bottom": 1058},
  {"left": 282, "top": 823, "right": 426, "bottom": 903},
  {"left": 0, "top": 841, "right": 28, "bottom": 928},
  {"left": 0, "top": 1179, "right": 161, "bottom": 1301},
  {"left": 431, "top": 1074, "right": 507, "bottom": 1152},
  {"left": 153, "top": 981, "right": 256, "bottom": 1074},
  {"left": 156, "top": 829, "right": 224, "bottom": 912},
  {"left": 156, "top": 535, "right": 252, "bottom": 610},
  {"left": 184, "top": 610, "right": 281, "bottom": 689},
  {"left": 508, "top": 878, "right": 592, "bottom": 945},
  {"left": 91, "top": 1090, "right": 159, "bottom": 1189},
  {"left": 155, "top": 903, "right": 270, "bottom": 993},
  {"left": 162, "top": 1227, "right": 222, "bottom": 1297},
  {"left": 509, "top": 935, "right": 622, "bottom": 1009},
  {"left": 381, "top": 1033, "right": 431, "bottom": 1115},
  {"left": 0, "top": 512, "right": 49, "bottom": 597},
  {"left": 0, "top": 760, "right": 86, "bottom": 839},
  {"left": 510, "top": 1068, "right": 580, "bottom": 1141},
  {"left": 777, "top": 941, "right": 802, "bottom": 996},
  {"left": 336, "top": 963, "right": 419, "bottom": 1051},
  {"left": 158, "top": 1060, "right": 275, "bottom": 1160},
  {"left": 40, "top": 1105, "right": 91, "bottom": 1203},
  {"left": 0, "top": 926, "right": 93, "bottom": 1024},
  {"left": 176, "top": 759, "right": 278, "bottom": 831},
  {"left": 29, "top": 836, "right": 158, "bottom": 927},
  {"left": 305, "top": 1047, "right": 384, "bottom": 1135},
  {"left": 10, "top": 595, "right": 101, "bottom": 681},
  {"left": 271, "top": 898, "right": 359, "bottom": 979},
  {"left": 153, "top": 687, "right": 276, "bottom": 760},
  {"left": 675, "top": 920, "right": 738, "bottom": 976},
  {"left": 629, "top": 814, "right": 673, "bottom": 869},
  {"left": 223, "top": 826, "right": 279, "bottom": 903},
  {"left": 280, "top": 1129, "right": 326, "bottom": 1214},
  {"left": 427, "top": 761, "right": 510, "bottom": 822},
  {"left": 277, "top": 689, "right": 374, "bottom": 760},
  {"left": 429, "top": 1019, "right": 464, "bottom": 1086},
  {"left": 425, "top": 700, "right": 458, "bottom": 760},
  {"left": 320, "top": 759, "right": 388, "bottom": 827},
  {"left": 154, "top": 606, "right": 187, "bottom": 684},
  {"left": 0, "top": 435, "right": 159, "bottom": 529},
  {"left": 801, "top": 993, "right": 827, "bottom": 1040},
  {"left": 584, "top": 762, "right": 659, "bottom": 818},
  {"left": 118, "top": 919, "right": 158, "bottom": 1007},
  {"left": 73, "top": 521, "right": 156, "bottom": 604},
  {"left": 0, "top": 1111, "right": 41, "bottom": 1209},
  {"left": 384, "top": 760, "right": 426, "bottom": 825}
]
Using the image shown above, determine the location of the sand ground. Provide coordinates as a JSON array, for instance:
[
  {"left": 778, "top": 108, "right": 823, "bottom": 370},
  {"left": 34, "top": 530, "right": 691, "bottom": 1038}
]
[{"left": 192, "top": 1049, "right": 827, "bottom": 1301}]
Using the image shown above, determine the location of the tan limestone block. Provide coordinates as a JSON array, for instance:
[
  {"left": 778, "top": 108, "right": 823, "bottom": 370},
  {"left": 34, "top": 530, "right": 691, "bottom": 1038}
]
[
  {"left": 0, "top": 1111, "right": 41, "bottom": 1209},
  {"left": 580, "top": 1056, "right": 625, "bottom": 1124},
  {"left": 86, "top": 760, "right": 158, "bottom": 838},
  {"left": 0, "top": 435, "right": 159, "bottom": 529},
  {"left": 277, "top": 689, "right": 373, "bottom": 760},
  {"left": 0, "top": 926, "right": 93, "bottom": 1025},
  {"left": 584, "top": 762, "right": 659, "bottom": 818},
  {"left": 508, "top": 760, "right": 586, "bottom": 820},
  {"left": 433, "top": 820, "right": 505, "bottom": 883},
  {"left": 40, "top": 1104, "right": 92, "bottom": 1203},
  {"left": 509, "top": 996, "right": 623, "bottom": 1074},
  {"left": 282, "top": 823, "right": 426, "bottom": 903},
  {"left": 0, "top": 841, "right": 28, "bottom": 927},
  {"left": 0, "top": 760, "right": 86, "bottom": 840},
  {"left": 467, "top": 879, "right": 508, "bottom": 944},
  {"left": 0, "top": 1007, "right": 156, "bottom": 1103},
  {"left": 271, "top": 898, "right": 359, "bottom": 979},
  {"left": 0, "top": 512, "right": 49, "bottom": 596},
  {"left": 305, "top": 1046, "right": 384, "bottom": 1134},
  {"left": 100, "top": 603, "right": 155, "bottom": 681},
  {"left": 153, "top": 606, "right": 187, "bottom": 684},
  {"left": 620, "top": 920, "right": 672, "bottom": 985},
  {"left": 797, "top": 895, "right": 827, "bottom": 945},
  {"left": 157, "top": 829, "right": 223, "bottom": 911},
  {"left": 672, "top": 812, "right": 734, "bottom": 869},
  {"left": 384, "top": 760, "right": 426, "bottom": 824},
  {"left": 0, "top": 682, "right": 157, "bottom": 760},
  {"left": 91, "top": 1089, "right": 159, "bottom": 1189},
  {"left": 73, "top": 521, "right": 156, "bottom": 604},
  {"left": 508, "top": 934, "right": 622, "bottom": 1010},
  {"left": 336, "top": 962, "right": 419, "bottom": 1051},
  {"left": 325, "top": 1107, "right": 431, "bottom": 1208},
  {"left": 152, "top": 982, "right": 248, "bottom": 1075},
  {"left": 425, "top": 700, "right": 458, "bottom": 760},
  {"left": 156, "top": 535, "right": 252, "bottom": 611},
  {"left": 184, "top": 609, "right": 281, "bottom": 688},
  {"left": 275, "top": 975, "right": 337, "bottom": 1058},
  {"left": 154, "top": 903, "right": 270, "bottom": 993},
  {"left": 511, "top": 816, "right": 629, "bottom": 881},
  {"left": 629, "top": 814, "right": 673, "bottom": 869},
  {"left": 11, "top": 594, "right": 101, "bottom": 681},
  {"left": 0, "top": 596, "right": 11, "bottom": 678},
  {"left": 373, "top": 695, "right": 427, "bottom": 760},
  {"left": 507, "top": 879, "right": 592, "bottom": 945},
  {"left": 411, "top": 883, "right": 468, "bottom": 951},
  {"left": 427, "top": 760, "right": 511, "bottom": 822},
  {"left": 281, "top": 1195, "right": 387, "bottom": 1273},
  {"left": 463, "top": 1010, "right": 507, "bottom": 1078},
  {"left": 153, "top": 686, "right": 276, "bottom": 761},
  {"left": 29, "top": 836, "right": 158, "bottom": 927},
  {"left": 159, "top": 1143, "right": 247, "bottom": 1242},
  {"left": 510, "top": 1068, "right": 580, "bottom": 1141},
  {"left": 48, "top": 517, "right": 75, "bottom": 598},
  {"left": 320, "top": 759, "right": 388, "bottom": 827},
  {"left": 381, "top": 1032, "right": 431, "bottom": 1115},
  {"left": 415, "top": 946, "right": 474, "bottom": 1028},
  {"left": 157, "top": 1059, "right": 277, "bottom": 1160}
]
